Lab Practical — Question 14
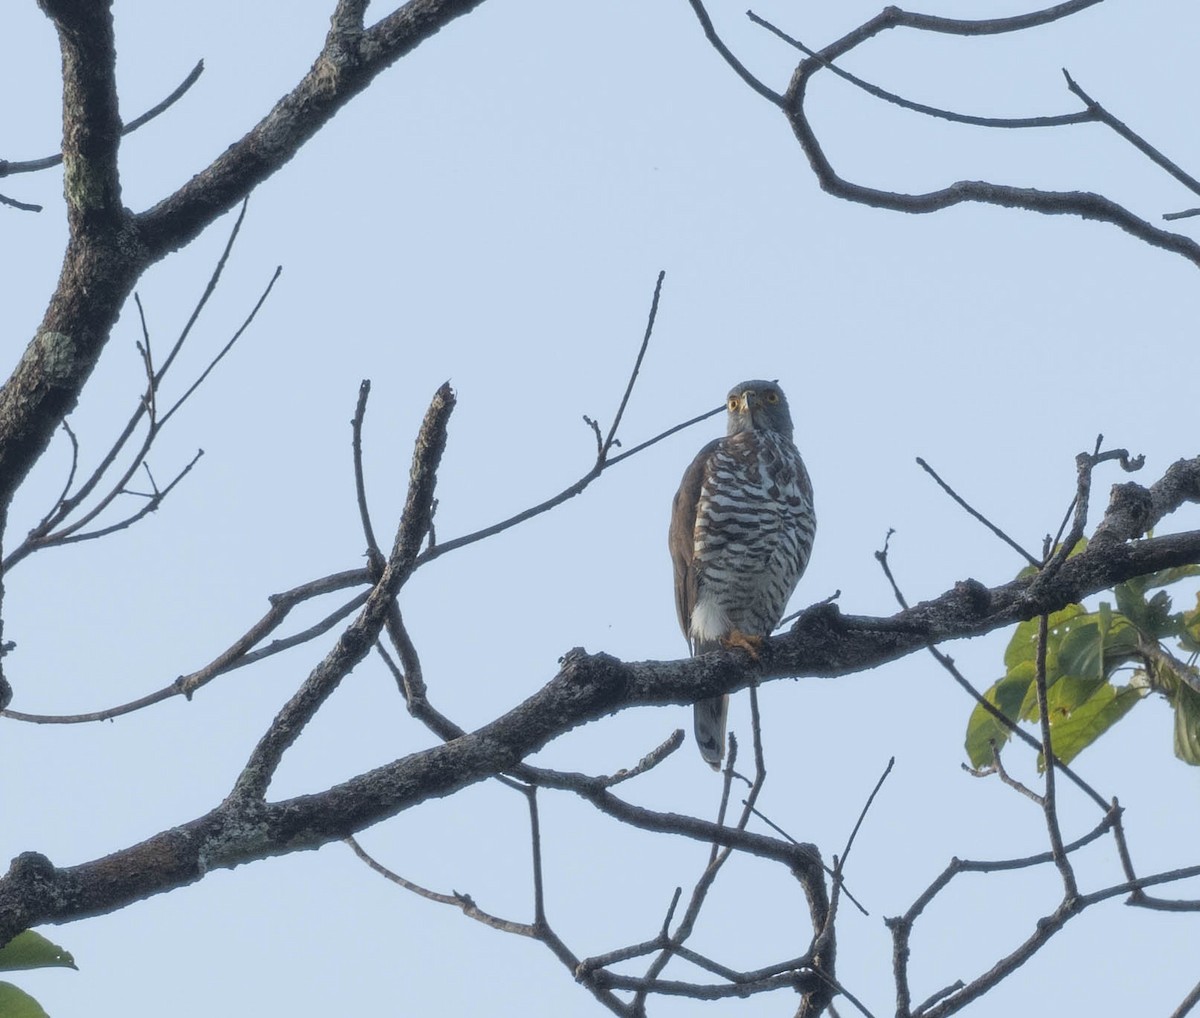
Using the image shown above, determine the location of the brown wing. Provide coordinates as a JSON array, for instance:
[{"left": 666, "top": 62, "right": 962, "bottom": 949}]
[{"left": 668, "top": 438, "right": 720, "bottom": 648}]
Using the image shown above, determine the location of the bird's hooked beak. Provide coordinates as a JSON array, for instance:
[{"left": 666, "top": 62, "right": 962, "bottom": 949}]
[{"left": 736, "top": 390, "right": 754, "bottom": 413}]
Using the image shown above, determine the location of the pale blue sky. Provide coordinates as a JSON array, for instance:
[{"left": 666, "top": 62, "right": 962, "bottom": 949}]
[{"left": 3, "top": 2, "right": 1199, "bottom": 1015}]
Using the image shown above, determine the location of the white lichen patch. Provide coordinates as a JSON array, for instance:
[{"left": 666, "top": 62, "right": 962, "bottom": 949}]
[
  {"left": 196, "top": 813, "right": 273, "bottom": 876},
  {"left": 29, "top": 331, "right": 76, "bottom": 385}
]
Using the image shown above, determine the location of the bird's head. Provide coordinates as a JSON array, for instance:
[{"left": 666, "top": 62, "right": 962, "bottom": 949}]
[{"left": 724, "top": 379, "right": 793, "bottom": 439}]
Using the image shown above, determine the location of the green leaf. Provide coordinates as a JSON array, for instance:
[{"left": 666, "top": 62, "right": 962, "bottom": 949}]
[
  {"left": 1057, "top": 620, "right": 1105, "bottom": 681},
  {"left": 1003, "top": 604, "right": 1086, "bottom": 672},
  {"left": 1178, "top": 593, "right": 1200, "bottom": 655},
  {"left": 0, "top": 982, "right": 50, "bottom": 1018},
  {"left": 1173, "top": 681, "right": 1200, "bottom": 765},
  {"left": 1137, "top": 564, "right": 1200, "bottom": 592},
  {"left": 1145, "top": 590, "right": 1178, "bottom": 639},
  {"left": 0, "top": 932, "right": 76, "bottom": 973},
  {"left": 965, "top": 663, "right": 1035, "bottom": 767},
  {"left": 1113, "top": 579, "right": 1154, "bottom": 633},
  {"left": 1041, "top": 682, "right": 1145, "bottom": 769},
  {"left": 1046, "top": 673, "right": 1107, "bottom": 717},
  {"left": 1114, "top": 578, "right": 1184, "bottom": 640},
  {"left": 1056, "top": 614, "right": 1140, "bottom": 681}
]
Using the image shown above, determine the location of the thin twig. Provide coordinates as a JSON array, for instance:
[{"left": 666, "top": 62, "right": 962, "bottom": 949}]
[
  {"left": 157, "top": 199, "right": 251, "bottom": 384},
  {"left": 601, "top": 270, "right": 663, "bottom": 458},
  {"left": 1169, "top": 978, "right": 1200, "bottom": 1018},
  {"left": 805, "top": 969, "right": 878, "bottom": 1018},
  {"left": 1, "top": 571, "right": 371, "bottom": 723},
  {"left": 1033, "top": 442, "right": 1144, "bottom": 590},
  {"left": 47, "top": 448, "right": 204, "bottom": 546},
  {"left": 599, "top": 729, "right": 686, "bottom": 786},
  {"left": 893, "top": 808, "right": 1121, "bottom": 1018},
  {"left": 749, "top": 11, "right": 1091, "bottom": 129},
  {"left": 914, "top": 981, "right": 966, "bottom": 1014},
  {"left": 685, "top": 0, "right": 783, "bottom": 106},
  {"left": 1063, "top": 70, "right": 1200, "bottom": 200},
  {"left": 231, "top": 384, "right": 454, "bottom": 800},
  {"left": 415, "top": 272, "right": 690, "bottom": 567},
  {"left": 841, "top": 757, "right": 893, "bottom": 873},
  {"left": 874, "top": 534, "right": 1110, "bottom": 812},
  {"left": 133, "top": 294, "right": 157, "bottom": 421},
  {"left": 964, "top": 744, "right": 1045, "bottom": 804},
  {"left": 1033, "top": 614, "right": 1077, "bottom": 898},
  {"left": 526, "top": 786, "right": 547, "bottom": 927},
  {"left": 351, "top": 379, "right": 383, "bottom": 568},
  {"left": 3, "top": 200, "right": 257, "bottom": 571},
  {"left": 0, "top": 191, "right": 42, "bottom": 213},
  {"left": 348, "top": 822, "right": 632, "bottom": 1017},
  {"left": 762, "top": 1, "right": 1200, "bottom": 270},
  {"left": 735, "top": 800, "right": 868, "bottom": 916},
  {"left": 31, "top": 421, "right": 80, "bottom": 536},
  {"left": 604, "top": 404, "right": 723, "bottom": 466},
  {"left": 916, "top": 457, "right": 1039, "bottom": 566},
  {"left": 158, "top": 265, "right": 282, "bottom": 427},
  {"left": 590, "top": 969, "right": 808, "bottom": 999},
  {"left": 344, "top": 835, "right": 535, "bottom": 934},
  {"left": 0, "top": 59, "right": 205, "bottom": 178}
]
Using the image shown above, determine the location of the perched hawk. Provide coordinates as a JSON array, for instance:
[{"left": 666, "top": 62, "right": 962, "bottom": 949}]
[{"left": 669, "top": 380, "right": 815, "bottom": 768}]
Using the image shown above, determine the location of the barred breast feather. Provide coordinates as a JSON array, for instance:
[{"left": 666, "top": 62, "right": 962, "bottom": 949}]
[
  {"left": 688, "top": 429, "right": 815, "bottom": 651},
  {"left": 668, "top": 400, "right": 816, "bottom": 770}
]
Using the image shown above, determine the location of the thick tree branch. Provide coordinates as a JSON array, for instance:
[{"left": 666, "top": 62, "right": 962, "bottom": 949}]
[
  {"left": 136, "top": 0, "right": 488, "bottom": 258},
  {"left": 0, "top": 0, "right": 485, "bottom": 522},
  {"left": 689, "top": 2, "right": 1200, "bottom": 269},
  {"left": 37, "top": 0, "right": 124, "bottom": 232},
  {"left": 0, "top": 60, "right": 204, "bottom": 181},
  {"left": 0, "top": 1, "right": 141, "bottom": 510},
  {"left": 232, "top": 382, "right": 454, "bottom": 800},
  {"left": 0, "top": 451, "right": 1195, "bottom": 936}
]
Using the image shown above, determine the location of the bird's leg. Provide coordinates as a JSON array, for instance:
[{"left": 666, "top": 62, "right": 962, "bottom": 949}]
[{"left": 722, "top": 629, "right": 763, "bottom": 659}]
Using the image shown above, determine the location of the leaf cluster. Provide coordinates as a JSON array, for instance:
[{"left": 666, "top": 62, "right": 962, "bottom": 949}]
[
  {"left": 0, "top": 931, "right": 76, "bottom": 1018},
  {"left": 967, "top": 553, "right": 1200, "bottom": 768}
]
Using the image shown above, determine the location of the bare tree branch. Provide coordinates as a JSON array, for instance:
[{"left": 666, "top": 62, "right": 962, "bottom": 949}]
[
  {"left": 0, "top": 59, "right": 204, "bottom": 180},
  {"left": 748, "top": 11, "right": 1090, "bottom": 129},
  {"left": 3, "top": 8, "right": 1200, "bottom": 1013},
  {"left": 1032, "top": 614, "right": 1077, "bottom": 898},
  {"left": 686, "top": 1, "right": 1200, "bottom": 269},
  {"left": 1170, "top": 978, "right": 1200, "bottom": 1018},
  {"left": 915, "top": 457, "right": 1040, "bottom": 567},
  {"left": 0, "top": 0, "right": 488, "bottom": 524},
  {"left": 1, "top": 570, "right": 371, "bottom": 723},
  {"left": 3, "top": 199, "right": 259, "bottom": 571},
  {"left": 2, "top": 452, "right": 1197, "bottom": 945},
  {"left": 232, "top": 382, "right": 454, "bottom": 800},
  {"left": 416, "top": 272, "right": 684, "bottom": 566},
  {"left": 1062, "top": 69, "right": 1200, "bottom": 202},
  {"left": 136, "top": 0, "right": 490, "bottom": 259}
]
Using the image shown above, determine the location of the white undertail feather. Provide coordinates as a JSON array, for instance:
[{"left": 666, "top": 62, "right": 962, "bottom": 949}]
[
  {"left": 694, "top": 694, "right": 728, "bottom": 770},
  {"left": 689, "top": 597, "right": 732, "bottom": 649}
]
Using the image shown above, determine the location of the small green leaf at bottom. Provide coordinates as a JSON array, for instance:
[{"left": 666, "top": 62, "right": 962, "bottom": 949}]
[
  {"left": 0, "top": 981, "right": 51, "bottom": 1018},
  {"left": 0, "top": 932, "right": 76, "bottom": 973},
  {"left": 966, "top": 663, "right": 1036, "bottom": 767},
  {"left": 1173, "top": 682, "right": 1200, "bottom": 765}
]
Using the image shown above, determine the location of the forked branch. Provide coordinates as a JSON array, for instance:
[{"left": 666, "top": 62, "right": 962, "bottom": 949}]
[{"left": 686, "top": 0, "right": 1200, "bottom": 268}]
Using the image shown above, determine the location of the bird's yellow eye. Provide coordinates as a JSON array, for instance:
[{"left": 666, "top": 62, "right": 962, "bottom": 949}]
[
  {"left": 765, "top": 390, "right": 779, "bottom": 404},
  {"left": 727, "top": 396, "right": 740, "bottom": 412}
]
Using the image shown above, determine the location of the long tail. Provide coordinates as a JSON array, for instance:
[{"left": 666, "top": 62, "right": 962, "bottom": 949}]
[{"left": 693, "top": 694, "right": 729, "bottom": 770}]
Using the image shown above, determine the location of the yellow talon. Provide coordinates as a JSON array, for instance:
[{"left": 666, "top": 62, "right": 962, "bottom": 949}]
[{"left": 722, "top": 630, "right": 763, "bottom": 659}]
